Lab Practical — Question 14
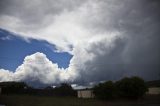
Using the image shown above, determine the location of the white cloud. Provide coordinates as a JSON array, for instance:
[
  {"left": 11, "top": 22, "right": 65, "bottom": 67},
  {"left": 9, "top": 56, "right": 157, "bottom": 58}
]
[
  {"left": 0, "top": 0, "right": 160, "bottom": 86},
  {"left": 0, "top": 52, "right": 77, "bottom": 86},
  {"left": 0, "top": 69, "right": 14, "bottom": 82}
]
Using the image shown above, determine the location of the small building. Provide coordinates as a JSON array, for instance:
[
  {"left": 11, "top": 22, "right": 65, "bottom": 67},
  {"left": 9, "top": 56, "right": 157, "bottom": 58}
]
[
  {"left": 146, "top": 80, "right": 160, "bottom": 95},
  {"left": 77, "top": 90, "right": 94, "bottom": 98},
  {"left": 146, "top": 87, "right": 160, "bottom": 95}
]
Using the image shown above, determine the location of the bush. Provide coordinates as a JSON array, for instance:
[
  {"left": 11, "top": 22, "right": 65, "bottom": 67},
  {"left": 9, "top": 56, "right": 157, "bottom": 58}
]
[
  {"left": 53, "top": 83, "right": 76, "bottom": 96},
  {"left": 1, "top": 82, "right": 28, "bottom": 94},
  {"left": 115, "top": 76, "right": 148, "bottom": 99},
  {"left": 93, "top": 81, "right": 115, "bottom": 99}
]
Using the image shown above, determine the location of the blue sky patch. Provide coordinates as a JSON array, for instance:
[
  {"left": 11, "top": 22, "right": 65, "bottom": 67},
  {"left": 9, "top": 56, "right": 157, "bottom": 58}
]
[{"left": 0, "top": 29, "right": 72, "bottom": 71}]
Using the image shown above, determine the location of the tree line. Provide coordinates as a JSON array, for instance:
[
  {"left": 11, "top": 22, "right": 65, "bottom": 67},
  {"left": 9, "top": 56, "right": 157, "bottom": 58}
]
[
  {"left": 0, "top": 76, "right": 148, "bottom": 99},
  {"left": 93, "top": 76, "right": 148, "bottom": 100},
  {"left": 0, "top": 82, "right": 76, "bottom": 96}
]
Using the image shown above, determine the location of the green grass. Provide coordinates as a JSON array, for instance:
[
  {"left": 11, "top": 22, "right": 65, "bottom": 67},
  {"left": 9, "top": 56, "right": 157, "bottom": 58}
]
[{"left": 0, "top": 95, "right": 160, "bottom": 106}]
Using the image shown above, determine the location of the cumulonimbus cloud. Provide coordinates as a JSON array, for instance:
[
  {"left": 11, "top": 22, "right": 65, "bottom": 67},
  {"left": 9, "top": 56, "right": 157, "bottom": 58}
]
[{"left": 0, "top": 0, "right": 160, "bottom": 86}]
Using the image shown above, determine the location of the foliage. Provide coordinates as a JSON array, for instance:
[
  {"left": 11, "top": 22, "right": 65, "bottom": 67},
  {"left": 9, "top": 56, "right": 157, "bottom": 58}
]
[
  {"left": 115, "top": 76, "right": 148, "bottom": 99},
  {"left": 93, "top": 76, "right": 148, "bottom": 100},
  {"left": 93, "top": 81, "right": 115, "bottom": 99},
  {"left": 0, "top": 82, "right": 76, "bottom": 96},
  {"left": 54, "top": 83, "right": 76, "bottom": 96},
  {"left": 0, "top": 82, "right": 28, "bottom": 94}
]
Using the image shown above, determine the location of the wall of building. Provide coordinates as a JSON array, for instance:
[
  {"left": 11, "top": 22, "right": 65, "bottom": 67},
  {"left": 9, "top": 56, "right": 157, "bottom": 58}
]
[
  {"left": 146, "top": 87, "right": 160, "bottom": 95},
  {"left": 77, "top": 90, "right": 94, "bottom": 98}
]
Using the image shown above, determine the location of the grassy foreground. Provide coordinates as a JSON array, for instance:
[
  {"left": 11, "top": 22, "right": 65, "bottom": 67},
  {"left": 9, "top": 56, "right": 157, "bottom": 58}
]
[{"left": 0, "top": 95, "right": 160, "bottom": 106}]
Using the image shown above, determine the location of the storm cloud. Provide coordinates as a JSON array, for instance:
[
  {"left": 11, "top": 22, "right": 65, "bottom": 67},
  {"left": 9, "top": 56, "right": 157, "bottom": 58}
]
[{"left": 0, "top": 0, "right": 160, "bottom": 86}]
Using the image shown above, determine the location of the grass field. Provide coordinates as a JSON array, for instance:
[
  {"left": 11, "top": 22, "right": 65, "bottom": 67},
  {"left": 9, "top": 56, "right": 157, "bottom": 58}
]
[{"left": 0, "top": 95, "right": 160, "bottom": 106}]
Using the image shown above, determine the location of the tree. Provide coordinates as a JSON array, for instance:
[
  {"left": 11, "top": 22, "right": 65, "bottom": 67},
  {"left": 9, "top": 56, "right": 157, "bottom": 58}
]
[
  {"left": 93, "top": 81, "right": 115, "bottom": 99},
  {"left": 0, "top": 81, "right": 28, "bottom": 94},
  {"left": 115, "top": 76, "right": 148, "bottom": 99},
  {"left": 53, "top": 83, "right": 76, "bottom": 96}
]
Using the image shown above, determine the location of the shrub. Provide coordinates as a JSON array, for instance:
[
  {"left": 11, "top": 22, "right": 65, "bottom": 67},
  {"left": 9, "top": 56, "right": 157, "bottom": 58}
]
[
  {"left": 115, "top": 76, "right": 148, "bottom": 99},
  {"left": 53, "top": 83, "right": 76, "bottom": 96},
  {"left": 93, "top": 81, "right": 115, "bottom": 99}
]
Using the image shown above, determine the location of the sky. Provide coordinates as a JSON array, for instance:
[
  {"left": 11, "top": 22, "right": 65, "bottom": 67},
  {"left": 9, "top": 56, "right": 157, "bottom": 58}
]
[
  {"left": 0, "top": 28, "right": 72, "bottom": 71},
  {"left": 0, "top": 0, "right": 160, "bottom": 87}
]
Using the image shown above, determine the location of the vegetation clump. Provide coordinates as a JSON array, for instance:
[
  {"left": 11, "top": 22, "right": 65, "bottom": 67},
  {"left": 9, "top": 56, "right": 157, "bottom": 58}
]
[
  {"left": 93, "top": 76, "right": 148, "bottom": 100},
  {"left": 93, "top": 81, "right": 115, "bottom": 99}
]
